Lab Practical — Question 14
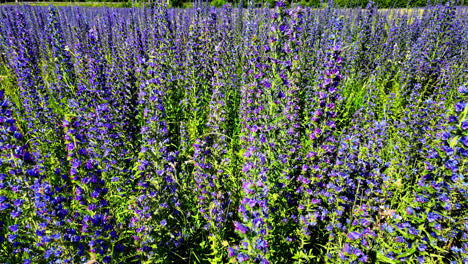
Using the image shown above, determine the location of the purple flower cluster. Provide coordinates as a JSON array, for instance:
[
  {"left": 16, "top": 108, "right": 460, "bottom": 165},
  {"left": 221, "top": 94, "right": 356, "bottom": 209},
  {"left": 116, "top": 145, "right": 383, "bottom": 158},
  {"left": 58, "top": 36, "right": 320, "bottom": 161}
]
[
  {"left": 297, "top": 11, "right": 344, "bottom": 248},
  {"left": 62, "top": 115, "right": 116, "bottom": 263},
  {"left": 0, "top": 89, "right": 36, "bottom": 261}
]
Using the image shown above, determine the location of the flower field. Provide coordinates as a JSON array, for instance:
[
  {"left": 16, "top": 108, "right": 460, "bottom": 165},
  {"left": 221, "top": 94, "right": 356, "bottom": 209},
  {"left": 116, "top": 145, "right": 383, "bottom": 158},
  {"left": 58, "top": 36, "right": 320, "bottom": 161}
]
[{"left": 0, "top": 2, "right": 467, "bottom": 263}]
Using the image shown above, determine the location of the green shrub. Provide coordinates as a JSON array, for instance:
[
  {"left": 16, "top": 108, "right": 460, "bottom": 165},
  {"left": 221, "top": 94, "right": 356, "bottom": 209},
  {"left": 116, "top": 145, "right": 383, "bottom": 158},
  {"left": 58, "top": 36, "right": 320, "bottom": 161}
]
[{"left": 211, "top": 0, "right": 227, "bottom": 7}]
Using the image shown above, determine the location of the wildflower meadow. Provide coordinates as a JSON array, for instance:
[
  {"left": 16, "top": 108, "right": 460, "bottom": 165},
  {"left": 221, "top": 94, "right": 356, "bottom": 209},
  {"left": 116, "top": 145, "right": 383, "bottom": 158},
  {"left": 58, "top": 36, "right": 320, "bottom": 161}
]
[{"left": 0, "top": 1, "right": 467, "bottom": 263}]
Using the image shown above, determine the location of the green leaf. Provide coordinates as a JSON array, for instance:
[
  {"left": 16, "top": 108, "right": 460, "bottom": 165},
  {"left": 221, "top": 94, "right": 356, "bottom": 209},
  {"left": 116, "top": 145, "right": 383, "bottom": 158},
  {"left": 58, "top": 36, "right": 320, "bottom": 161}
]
[
  {"left": 376, "top": 252, "right": 399, "bottom": 264},
  {"left": 449, "top": 136, "right": 459, "bottom": 148},
  {"left": 396, "top": 246, "right": 417, "bottom": 259}
]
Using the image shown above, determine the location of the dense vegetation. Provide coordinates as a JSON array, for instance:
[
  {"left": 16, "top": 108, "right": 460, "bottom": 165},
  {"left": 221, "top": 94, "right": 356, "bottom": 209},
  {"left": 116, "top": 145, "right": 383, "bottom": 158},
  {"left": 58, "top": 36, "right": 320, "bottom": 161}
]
[
  {"left": 0, "top": 2, "right": 467, "bottom": 264},
  {"left": 1, "top": 0, "right": 466, "bottom": 8}
]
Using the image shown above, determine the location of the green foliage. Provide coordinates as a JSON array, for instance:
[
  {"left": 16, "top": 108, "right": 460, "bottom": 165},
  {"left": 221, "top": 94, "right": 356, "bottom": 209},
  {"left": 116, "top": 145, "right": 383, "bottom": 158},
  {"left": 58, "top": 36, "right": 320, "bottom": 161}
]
[
  {"left": 171, "top": 0, "right": 185, "bottom": 7},
  {"left": 211, "top": 0, "right": 227, "bottom": 7},
  {"left": 296, "top": 0, "right": 321, "bottom": 7}
]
